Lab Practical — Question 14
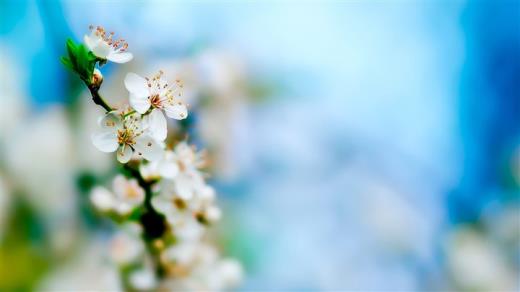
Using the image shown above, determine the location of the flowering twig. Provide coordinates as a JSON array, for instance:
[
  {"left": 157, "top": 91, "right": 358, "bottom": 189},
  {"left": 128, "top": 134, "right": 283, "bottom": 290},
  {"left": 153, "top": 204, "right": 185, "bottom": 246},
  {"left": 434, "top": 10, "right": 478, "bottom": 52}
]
[
  {"left": 88, "top": 83, "right": 113, "bottom": 112},
  {"left": 61, "top": 25, "right": 242, "bottom": 291}
]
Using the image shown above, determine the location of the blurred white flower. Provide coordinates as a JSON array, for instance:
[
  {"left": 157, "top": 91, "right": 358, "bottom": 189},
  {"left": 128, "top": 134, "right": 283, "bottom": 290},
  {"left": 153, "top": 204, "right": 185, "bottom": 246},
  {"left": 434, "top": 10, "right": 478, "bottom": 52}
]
[
  {"left": 129, "top": 266, "right": 157, "bottom": 290},
  {"left": 38, "top": 238, "right": 121, "bottom": 291},
  {"left": 84, "top": 25, "right": 133, "bottom": 63},
  {"left": 211, "top": 259, "right": 244, "bottom": 290},
  {"left": 168, "top": 142, "right": 207, "bottom": 200},
  {"left": 195, "top": 49, "right": 247, "bottom": 98},
  {"left": 4, "top": 106, "right": 78, "bottom": 254},
  {"left": 161, "top": 243, "right": 243, "bottom": 291},
  {"left": 445, "top": 227, "right": 517, "bottom": 291},
  {"left": 90, "top": 175, "right": 145, "bottom": 215},
  {"left": 91, "top": 112, "right": 163, "bottom": 163},
  {"left": 110, "top": 224, "right": 145, "bottom": 266},
  {"left": 124, "top": 71, "right": 187, "bottom": 141},
  {"left": 140, "top": 150, "right": 179, "bottom": 180}
]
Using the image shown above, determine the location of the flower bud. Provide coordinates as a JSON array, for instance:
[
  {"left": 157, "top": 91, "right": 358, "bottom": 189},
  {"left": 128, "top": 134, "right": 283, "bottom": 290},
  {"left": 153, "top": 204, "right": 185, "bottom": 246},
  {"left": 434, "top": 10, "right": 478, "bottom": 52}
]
[{"left": 91, "top": 68, "right": 103, "bottom": 87}]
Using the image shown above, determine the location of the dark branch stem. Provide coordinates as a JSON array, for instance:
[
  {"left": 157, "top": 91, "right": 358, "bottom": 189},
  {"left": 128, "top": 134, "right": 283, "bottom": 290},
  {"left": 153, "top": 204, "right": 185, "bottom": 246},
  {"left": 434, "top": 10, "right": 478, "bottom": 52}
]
[
  {"left": 122, "top": 164, "right": 166, "bottom": 279},
  {"left": 88, "top": 84, "right": 113, "bottom": 112}
]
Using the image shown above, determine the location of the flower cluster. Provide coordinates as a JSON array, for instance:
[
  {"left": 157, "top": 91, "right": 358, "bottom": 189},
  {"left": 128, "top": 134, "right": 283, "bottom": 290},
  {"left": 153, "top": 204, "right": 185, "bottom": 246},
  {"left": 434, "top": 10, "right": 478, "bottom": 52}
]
[{"left": 62, "top": 26, "right": 242, "bottom": 290}]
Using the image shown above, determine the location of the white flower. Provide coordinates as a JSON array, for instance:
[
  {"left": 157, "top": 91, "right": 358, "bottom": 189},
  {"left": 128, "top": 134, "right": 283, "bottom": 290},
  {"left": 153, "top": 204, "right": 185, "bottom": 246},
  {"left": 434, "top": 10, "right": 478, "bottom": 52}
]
[
  {"left": 160, "top": 244, "right": 243, "bottom": 291},
  {"left": 110, "top": 224, "right": 144, "bottom": 266},
  {"left": 211, "top": 259, "right": 244, "bottom": 290},
  {"left": 169, "top": 142, "right": 207, "bottom": 200},
  {"left": 90, "top": 175, "right": 145, "bottom": 215},
  {"left": 129, "top": 267, "right": 157, "bottom": 290},
  {"left": 124, "top": 71, "right": 188, "bottom": 141},
  {"left": 91, "top": 112, "right": 163, "bottom": 163},
  {"left": 140, "top": 150, "right": 179, "bottom": 180},
  {"left": 84, "top": 25, "right": 133, "bottom": 63}
]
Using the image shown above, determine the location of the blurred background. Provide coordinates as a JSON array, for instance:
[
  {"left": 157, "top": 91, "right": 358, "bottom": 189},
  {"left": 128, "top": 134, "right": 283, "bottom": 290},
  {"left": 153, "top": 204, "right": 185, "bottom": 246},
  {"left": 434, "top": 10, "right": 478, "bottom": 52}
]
[{"left": 0, "top": 0, "right": 519, "bottom": 290}]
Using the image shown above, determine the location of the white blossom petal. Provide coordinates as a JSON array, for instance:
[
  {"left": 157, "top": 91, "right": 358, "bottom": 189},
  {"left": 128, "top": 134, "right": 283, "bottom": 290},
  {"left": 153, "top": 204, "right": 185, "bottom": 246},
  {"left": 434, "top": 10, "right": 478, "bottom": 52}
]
[
  {"left": 164, "top": 102, "right": 188, "bottom": 120},
  {"left": 134, "top": 136, "right": 163, "bottom": 162},
  {"left": 124, "top": 72, "right": 149, "bottom": 98},
  {"left": 91, "top": 131, "right": 118, "bottom": 152},
  {"left": 113, "top": 203, "right": 134, "bottom": 215},
  {"left": 129, "top": 93, "right": 151, "bottom": 114},
  {"left": 129, "top": 268, "right": 157, "bottom": 290},
  {"left": 107, "top": 52, "right": 133, "bottom": 63},
  {"left": 83, "top": 33, "right": 100, "bottom": 51},
  {"left": 90, "top": 186, "right": 114, "bottom": 211},
  {"left": 98, "top": 112, "right": 122, "bottom": 129},
  {"left": 158, "top": 160, "right": 179, "bottom": 179},
  {"left": 175, "top": 174, "right": 194, "bottom": 200},
  {"left": 146, "top": 109, "right": 167, "bottom": 141},
  {"left": 117, "top": 145, "right": 133, "bottom": 163},
  {"left": 151, "top": 195, "right": 174, "bottom": 216},
  {"left": 206, "top": 206, "right": 222, "bottom": 222},
  {"left": 91, "top": 41, "right": 112, "bottom": 59}
]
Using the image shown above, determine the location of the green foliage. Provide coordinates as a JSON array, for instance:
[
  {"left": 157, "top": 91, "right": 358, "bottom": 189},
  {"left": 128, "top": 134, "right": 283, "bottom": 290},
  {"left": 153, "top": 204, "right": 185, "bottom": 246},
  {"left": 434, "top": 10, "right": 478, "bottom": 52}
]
[
  {"left": 60, "top": 38, "right": 98, "bottom": 84},
  {"left": 0, "top": 196, "right": 50, "bottom": 291}
]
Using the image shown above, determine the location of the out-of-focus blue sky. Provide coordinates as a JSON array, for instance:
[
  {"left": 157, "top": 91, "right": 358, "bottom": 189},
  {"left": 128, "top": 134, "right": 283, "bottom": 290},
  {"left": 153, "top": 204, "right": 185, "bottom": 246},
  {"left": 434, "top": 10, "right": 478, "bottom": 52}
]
[{"left": 1, "top": 0, "right": 519, "bottom": 290}]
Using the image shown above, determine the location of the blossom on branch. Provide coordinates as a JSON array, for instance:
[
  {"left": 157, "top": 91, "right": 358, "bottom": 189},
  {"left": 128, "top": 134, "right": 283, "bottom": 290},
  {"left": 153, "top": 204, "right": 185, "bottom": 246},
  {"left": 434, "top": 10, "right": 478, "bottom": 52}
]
[
  {"left": 125, "top": 71, "right": 188, "bottom": 141},
  {"left": 84, "top": 25, "right": 133, "bottom": 63},
  {"left": 91, "top": 112, "right": 163, "bottom": 163}
]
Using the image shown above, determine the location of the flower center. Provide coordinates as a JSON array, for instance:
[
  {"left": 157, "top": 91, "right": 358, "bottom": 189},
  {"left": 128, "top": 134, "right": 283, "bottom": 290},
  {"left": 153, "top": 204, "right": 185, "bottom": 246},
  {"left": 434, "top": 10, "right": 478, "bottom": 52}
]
[
  {"left": 89, "top": 25, "right": 128, "bottom": 52},
  {"left": 117, "top": 129, "right": 136, "bottom": 146},
  {"left": 150, "top": 94, "right": 162, "bottom": 108},
  {"left": 125, "top": 186, "right": 140, "bottom": 199},
  {"left": 173, "top": 198, "right": 187, "bottom": 210}
]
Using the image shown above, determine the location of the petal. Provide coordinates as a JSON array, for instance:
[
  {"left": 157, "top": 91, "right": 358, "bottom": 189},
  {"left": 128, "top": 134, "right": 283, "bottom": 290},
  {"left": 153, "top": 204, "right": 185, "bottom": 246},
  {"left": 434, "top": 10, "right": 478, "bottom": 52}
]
[
  {"left": 205, "top": 206, "right": 222, "bottom": 222},
  {"left": 83, "top": 33, "right": 99, "bottom": 51},
  {"left": 129, "top": 93, "right": 151, "bottom": 114},
  {"left": 124, "top": 72, "right": 149, "bottom": 97},
  {"left": 175, "top": 174, "right": 194, "bottom": 200},
  {"left": 134, "top": 135, "right": 163, "bottom": 162},
  {"left": 158, "top": 160, "right": 179, "bottom": 179},
  {"left": 112, "top": 175, "right": 127, "bottom": 197},
  {"left": 98, "top": 112, "right": 122, "bottom": 129},
  {"left": 114, "top": 202, "right": 133, "bottom": 215},
  {"left": 117, "top": 145, "right": 133, "bottom": 163},
  {"left": 107, "top": 52, "right": 133, "bottom": 63},
  {"left": 91, "top": 131, "right": 118, "bottom": 152},
  {"left": 90, "top": 186, "right": 114, "bottom": 211},
  {"left": 91, "top": 41, "right": 112, "bottom": 59},
  {"left": 151, "top": 195, "right": 174, "bottom": 216},
  {"left": 146, "top": 109, "right": 167, "bottom": 141},
  {"left": 164, "top": 102, "right": 188, "bottom": 120}
]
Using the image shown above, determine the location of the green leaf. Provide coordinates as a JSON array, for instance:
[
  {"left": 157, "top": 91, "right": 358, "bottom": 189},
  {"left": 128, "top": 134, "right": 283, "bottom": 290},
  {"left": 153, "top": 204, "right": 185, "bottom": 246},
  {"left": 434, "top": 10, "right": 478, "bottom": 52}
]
[
  {"left": 60, "top": 56, "right": 73, "bottom": 71},
  {"left": 61, "top": 38, "right": 97, "bottom": 85}
]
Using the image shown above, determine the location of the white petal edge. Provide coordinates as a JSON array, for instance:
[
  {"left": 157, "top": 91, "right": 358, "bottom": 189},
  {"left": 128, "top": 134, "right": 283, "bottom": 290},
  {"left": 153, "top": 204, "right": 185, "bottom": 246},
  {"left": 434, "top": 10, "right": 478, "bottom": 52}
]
[
  {"left": 147, "top": 109, "right": 167, "bottom": 141},
  {"left": 90, "top": 187, "right": 114, "bottom": 211},
  {"left": 107, "top": 52, "right": 134, "bottom": 63},
  {"left": 134, "top": 135, "right": 163, "bottom": 162},
  {"left": 158, "top": 160, "right": 179, "bottom": 179},
  {"left": 84, "top": 33, "right": 99, "bottom": 51},
  {"left": 98, "top": 112, "right": 122, "bottom": 129},
  {"left": 129, "top": 93, "right": 151, "bottom": 114},
  {"left": 124, "top": 72, "right": 149, "bottom": 98},
  {"left": 92, "top": 131, "right": 119, "bottom": 152},
  {"left": 164, "top": 102, "right": 188, "bottom": 120},
  {"left": 91, "top": 41, "right": 112, "bottom": 59},
  {"left": 117, "top": 145, "right": 133, "bottom": 163}
]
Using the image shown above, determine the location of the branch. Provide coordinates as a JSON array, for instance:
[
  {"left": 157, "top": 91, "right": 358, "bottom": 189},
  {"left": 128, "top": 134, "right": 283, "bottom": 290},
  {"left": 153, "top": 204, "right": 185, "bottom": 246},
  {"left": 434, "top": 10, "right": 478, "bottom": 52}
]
[
  {"left": 88, "top": 84, "right": 113, "bottom": 112},
  {"left": 122, "top": 164, "right": 166, "bottom": 278}
]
